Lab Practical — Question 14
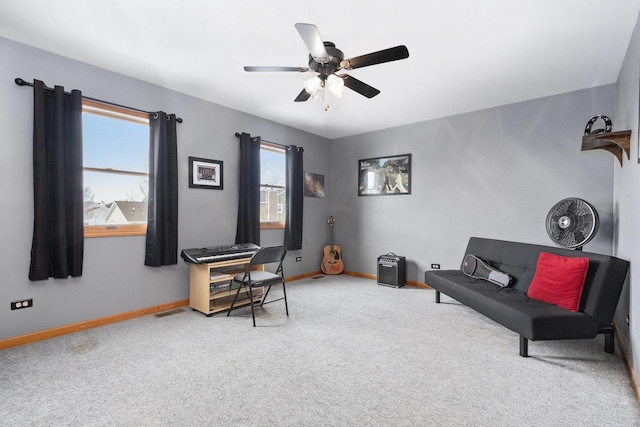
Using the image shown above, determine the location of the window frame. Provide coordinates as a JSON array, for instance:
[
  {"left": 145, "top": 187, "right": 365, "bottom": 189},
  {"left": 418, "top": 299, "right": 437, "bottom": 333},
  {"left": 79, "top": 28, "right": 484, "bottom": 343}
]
[
  {"left": 260, "top": 141, "right": 286, "bottom": 230},
  {"left": 82, "top": 99, "right": 150, "bottom": 238}
]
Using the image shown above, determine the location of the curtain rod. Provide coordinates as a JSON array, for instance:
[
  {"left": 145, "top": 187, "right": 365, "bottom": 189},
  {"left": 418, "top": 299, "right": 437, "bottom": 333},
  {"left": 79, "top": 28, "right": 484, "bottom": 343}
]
[
  {"left": 15, "top": 78, "right": 183, "bottom": 123},
  {"left": 234, "top": 132, "right": 299, "bottom": 149}
]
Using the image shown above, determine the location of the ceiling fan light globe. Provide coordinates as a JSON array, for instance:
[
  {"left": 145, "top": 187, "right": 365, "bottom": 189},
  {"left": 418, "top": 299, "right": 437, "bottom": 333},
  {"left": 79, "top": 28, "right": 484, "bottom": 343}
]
[{"left": 304, "top": 76, "right": 323, "bottom": 96}]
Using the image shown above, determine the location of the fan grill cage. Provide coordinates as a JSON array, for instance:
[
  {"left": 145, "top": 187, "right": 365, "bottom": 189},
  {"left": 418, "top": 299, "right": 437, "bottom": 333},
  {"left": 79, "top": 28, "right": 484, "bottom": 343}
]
[{"left": 545, "top": 198, "right": 599, "bottom": 248}]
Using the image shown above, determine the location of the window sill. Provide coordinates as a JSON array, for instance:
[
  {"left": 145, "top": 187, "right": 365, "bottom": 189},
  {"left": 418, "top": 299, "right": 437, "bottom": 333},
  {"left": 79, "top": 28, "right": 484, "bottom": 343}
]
[
  {"left": 260, "top": 222, "right": 285, "bottom": 230},
  {"left": 85, "top": 224, "right": 147, "bottom": 238}
]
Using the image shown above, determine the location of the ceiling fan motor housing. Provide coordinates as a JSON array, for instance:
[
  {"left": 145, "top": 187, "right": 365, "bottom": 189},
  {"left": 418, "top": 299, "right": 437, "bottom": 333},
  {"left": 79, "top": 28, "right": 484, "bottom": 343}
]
[
  {"left": 308, "top": 42, "right": 344, "bottom": 76},
  {"left": 546, "top": 198, "right": 599, "bottom": 249}
]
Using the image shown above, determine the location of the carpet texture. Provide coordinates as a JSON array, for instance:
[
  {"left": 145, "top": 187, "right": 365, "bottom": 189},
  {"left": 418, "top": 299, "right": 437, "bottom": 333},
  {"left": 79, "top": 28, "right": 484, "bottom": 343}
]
[{"left": 1, "top": 275, "right": 638, "bottom": 426}]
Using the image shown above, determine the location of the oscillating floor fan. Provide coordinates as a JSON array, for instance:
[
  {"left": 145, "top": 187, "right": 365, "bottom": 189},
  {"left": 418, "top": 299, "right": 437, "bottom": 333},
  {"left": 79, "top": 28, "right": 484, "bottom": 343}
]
[{"left": 545, "top": 198, "right": 599, "bottom": 250}]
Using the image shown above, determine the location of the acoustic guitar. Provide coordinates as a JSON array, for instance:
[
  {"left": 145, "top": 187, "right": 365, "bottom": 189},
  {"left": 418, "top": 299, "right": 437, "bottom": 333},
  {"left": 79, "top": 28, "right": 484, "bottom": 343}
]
[{"left": 321, "top": 216, "right": 344, "bottom": 274}]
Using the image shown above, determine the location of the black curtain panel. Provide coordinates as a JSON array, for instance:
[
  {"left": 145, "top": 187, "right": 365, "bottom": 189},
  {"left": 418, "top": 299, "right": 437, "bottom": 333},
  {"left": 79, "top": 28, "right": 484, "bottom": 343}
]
[
  {"left": 235, "top": 132, "right": 261, "bottom": 246},
  {"left": 284, "top": 145, "right": 304, "bottom": 250},
  {"left": 29, "top": 80, "right": 84, "bottom": 281},
  {"left": 145, "top": 112, "right": 179, "bottom": 267}
]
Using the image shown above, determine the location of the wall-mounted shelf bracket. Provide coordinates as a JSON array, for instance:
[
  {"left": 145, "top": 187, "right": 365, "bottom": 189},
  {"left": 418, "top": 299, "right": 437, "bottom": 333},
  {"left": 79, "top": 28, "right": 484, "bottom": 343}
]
[{"left": 581, "top": 130, "right": 631, "bottom": 166}]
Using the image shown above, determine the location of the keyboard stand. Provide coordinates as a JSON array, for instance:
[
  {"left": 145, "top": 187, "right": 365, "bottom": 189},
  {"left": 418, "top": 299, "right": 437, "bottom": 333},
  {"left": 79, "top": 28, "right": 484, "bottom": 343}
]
[{"left": 188, "top": 257, "right": 265, "bottom": 316}]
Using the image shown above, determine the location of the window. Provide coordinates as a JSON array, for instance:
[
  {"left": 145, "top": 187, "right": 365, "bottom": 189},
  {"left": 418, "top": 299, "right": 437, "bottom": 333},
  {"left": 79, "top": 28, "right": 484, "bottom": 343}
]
[
  {"left": 260, "top": 142, "right": 286, "bottom": 229},
  {"left": 82, "top": 99, "right": 150, "bottom": 238}
]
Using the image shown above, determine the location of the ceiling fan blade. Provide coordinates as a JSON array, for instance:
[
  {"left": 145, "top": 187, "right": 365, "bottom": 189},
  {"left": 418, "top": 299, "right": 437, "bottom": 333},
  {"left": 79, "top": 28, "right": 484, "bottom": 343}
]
[
  {"left": 244, "top": 66, "right": 309, "bottom": 72},
  {"left": 294, "top": 89, "right": 311, "bottom": 102},
  {"left": 341, "top": 75, "right": 380, "bottom": 98},
  {"left": 295, "top": 23, "right": 329, "bottom": 60},
  {"left": 341, "top": 45, "right": 409, "bottom": 70}
]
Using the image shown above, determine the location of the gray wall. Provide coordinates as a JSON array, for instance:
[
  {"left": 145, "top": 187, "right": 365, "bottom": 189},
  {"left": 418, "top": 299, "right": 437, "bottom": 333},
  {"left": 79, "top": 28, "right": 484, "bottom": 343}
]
[
  {"left": 0, "top": 35, "right": 624, "bottom": 358},
  {"left": 0, "top": 37, "right": 331, "bottom": 340},
  {"left": 614, "top": 12, "right": 640, "bottom": 384},
  {"left": 330, "top": 86, "right": 616, "bottom": 282}
]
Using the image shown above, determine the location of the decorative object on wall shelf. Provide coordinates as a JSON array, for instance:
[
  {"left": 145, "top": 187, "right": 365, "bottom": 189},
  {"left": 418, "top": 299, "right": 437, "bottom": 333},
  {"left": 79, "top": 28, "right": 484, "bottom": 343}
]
[
  {"left": 358, "top": 154, "right": 411, "bottom": 196},
  {"left": 580, "top": 114, "right": 631, "bottom": 166},
  {"left": 581, "top": 130, "right": 631, "bottom": 166},
  {"left": 583, "top": 114, "right": 612, "bottom": 135},
  {"left": 188, "top": 156, "right": 223, "bottom": 189}
]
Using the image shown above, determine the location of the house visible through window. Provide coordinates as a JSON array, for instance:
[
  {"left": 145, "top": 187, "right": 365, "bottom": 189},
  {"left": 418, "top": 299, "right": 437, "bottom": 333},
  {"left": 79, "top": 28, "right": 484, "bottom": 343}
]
[
  {"left": 82, "top": 99, "right": 149, "bottom": 237},
  {"left": 260, "top": 142, "right": 286, "bottom": 229}
]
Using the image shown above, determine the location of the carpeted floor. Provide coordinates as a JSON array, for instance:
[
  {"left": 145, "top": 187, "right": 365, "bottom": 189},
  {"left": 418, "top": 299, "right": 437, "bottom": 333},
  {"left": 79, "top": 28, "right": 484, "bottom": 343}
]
[{"left": 1, "top": 275, "right": 639, "bottom": 426}]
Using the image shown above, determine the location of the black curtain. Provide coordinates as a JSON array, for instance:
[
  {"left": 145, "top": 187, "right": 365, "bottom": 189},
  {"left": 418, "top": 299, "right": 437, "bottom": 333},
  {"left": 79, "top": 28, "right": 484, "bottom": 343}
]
[
  {"left": 235, "top": 132, "right": 261, "bottom": 246},
  {"left": 145, "top": 112, "right": 179, "bottom": 266},
  {"left": 29, "top": 80, "right": 84, "bottom": 281},
  {"left": 284, "top": 145, "right": 304, "bottom": 250}
]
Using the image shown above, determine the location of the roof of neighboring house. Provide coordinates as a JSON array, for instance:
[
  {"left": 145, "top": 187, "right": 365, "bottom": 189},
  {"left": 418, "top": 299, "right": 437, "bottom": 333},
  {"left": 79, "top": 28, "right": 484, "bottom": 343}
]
[
  {"left": 84, "top": 202, "right": 110, "bottom": 218},
  {"left": 110, "top": 201, "right": 148, "bottom": 222}
]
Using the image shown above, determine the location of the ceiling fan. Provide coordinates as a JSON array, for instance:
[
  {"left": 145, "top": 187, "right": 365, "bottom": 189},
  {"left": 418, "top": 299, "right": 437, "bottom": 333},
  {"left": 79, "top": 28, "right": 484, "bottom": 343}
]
[{"left": 244, "top": 23, "right": 409, "bottom": 103}]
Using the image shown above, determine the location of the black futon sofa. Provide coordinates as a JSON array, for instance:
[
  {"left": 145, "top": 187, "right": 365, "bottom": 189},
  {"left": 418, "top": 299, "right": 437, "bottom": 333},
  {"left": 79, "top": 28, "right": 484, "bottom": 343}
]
[{"left": 424, "top": 237, "right": 629, "bottom": 357}]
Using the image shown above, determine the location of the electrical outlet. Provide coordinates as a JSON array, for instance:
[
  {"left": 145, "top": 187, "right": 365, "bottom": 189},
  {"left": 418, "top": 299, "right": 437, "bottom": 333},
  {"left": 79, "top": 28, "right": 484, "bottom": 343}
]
[
  {"left": 296, "top": 256, "right": 302, "bottom": 262},
  {"left": 431, "top": 264, "right": 441, "bottom": 269},
  {"left": 11, "top": 299, "right": 33, "bottom": 310}
]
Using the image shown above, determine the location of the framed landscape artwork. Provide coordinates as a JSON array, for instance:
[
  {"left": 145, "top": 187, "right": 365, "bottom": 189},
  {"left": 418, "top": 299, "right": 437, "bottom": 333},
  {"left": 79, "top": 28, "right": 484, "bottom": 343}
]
[
  {"left": 358, "top": 154, "right": 411, "bottom": 196},
  {"left": 189, "top": 156, "right": 223, "bottom": 190}
]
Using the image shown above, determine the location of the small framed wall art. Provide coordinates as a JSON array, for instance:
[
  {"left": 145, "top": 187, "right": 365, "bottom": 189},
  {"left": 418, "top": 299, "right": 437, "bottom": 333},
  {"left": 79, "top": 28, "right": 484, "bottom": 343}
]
[
  {"left": 358, "top": 153, "right": 411, "bottom": 196},
  {"left": 189, "top": 156, "right": 223, "bottom": 190},
  {"left": 304, "top": 172, "right": 325, "bottom": 198}
]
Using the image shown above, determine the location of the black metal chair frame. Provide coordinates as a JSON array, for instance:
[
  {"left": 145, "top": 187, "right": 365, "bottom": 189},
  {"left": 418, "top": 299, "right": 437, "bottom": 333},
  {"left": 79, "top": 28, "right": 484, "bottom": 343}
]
[{"left": 226, "top": 246, "right": 288, "bottom": 326}]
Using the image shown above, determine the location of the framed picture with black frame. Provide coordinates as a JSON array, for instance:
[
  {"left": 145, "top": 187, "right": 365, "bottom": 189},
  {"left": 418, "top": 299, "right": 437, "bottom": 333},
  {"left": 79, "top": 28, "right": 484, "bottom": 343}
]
[
  {"left": 189, "top": 156, "right": 223, "bottom": 190},
  {"left": 358, "top": 153, "right": 411, "bottom": 196}
]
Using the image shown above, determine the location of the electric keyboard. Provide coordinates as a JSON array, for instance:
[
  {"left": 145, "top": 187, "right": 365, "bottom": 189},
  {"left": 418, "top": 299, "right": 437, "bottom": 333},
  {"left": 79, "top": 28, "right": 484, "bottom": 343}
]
[{"left": 180, "top": 243, "right": 260, "bottom": 264}]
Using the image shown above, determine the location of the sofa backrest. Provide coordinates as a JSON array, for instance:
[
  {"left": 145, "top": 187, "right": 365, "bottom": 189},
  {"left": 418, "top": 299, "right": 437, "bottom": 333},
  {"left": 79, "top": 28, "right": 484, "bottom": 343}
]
[{"left": 463, "top": 237, "right": 629, "bottom": 326}]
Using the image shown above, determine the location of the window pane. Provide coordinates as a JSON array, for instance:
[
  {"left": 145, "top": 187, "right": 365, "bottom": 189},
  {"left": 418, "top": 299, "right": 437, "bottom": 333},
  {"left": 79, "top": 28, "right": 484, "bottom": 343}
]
[
  {"left": 260, "top": 144, "right": 286, "bottom": 224},
  {"left": 260, "top": 186, "right": 286, "bottom": 223},
  {"left": 260, "top": 148, "right": 285, "bottom": 187},
  {"left": 84, "top": 171, "right": 148, "bottom": 205},
  {"left": 83, "top": 113, "right": 148, "bottom": 172},
  {"left": 84, "top": 171, "right": 148, "bottom": 225},
  {"left": 82, "top": 103, "right": 149, "bottom": 232}
]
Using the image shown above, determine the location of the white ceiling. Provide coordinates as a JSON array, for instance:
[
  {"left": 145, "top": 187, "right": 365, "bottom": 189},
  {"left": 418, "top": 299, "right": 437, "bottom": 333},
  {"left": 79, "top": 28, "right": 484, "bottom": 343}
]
[{"left": 2, "top": 0, "right": 640, "bottom": 139}]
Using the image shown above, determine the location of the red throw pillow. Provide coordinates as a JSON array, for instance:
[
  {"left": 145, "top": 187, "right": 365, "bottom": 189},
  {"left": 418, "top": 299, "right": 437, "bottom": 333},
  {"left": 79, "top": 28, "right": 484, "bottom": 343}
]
[{"left": 527, "top": 252, "right": 589, "bottom": 312}]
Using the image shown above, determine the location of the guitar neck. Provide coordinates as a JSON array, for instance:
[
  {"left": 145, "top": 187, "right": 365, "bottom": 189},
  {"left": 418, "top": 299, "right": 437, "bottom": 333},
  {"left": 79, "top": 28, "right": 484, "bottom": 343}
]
[{"left": 329, "top": 223, "right": 334, "bottom": 250}]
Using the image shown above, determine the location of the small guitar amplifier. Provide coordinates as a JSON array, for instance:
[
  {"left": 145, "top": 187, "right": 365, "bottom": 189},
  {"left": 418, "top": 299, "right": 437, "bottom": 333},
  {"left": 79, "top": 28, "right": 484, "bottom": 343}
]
[{"left": 377, "top": 253, "right": 406, "bottom": 288}]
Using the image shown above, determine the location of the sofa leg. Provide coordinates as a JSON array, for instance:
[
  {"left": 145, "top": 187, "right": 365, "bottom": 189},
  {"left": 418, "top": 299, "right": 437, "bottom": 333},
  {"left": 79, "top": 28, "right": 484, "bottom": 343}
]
[
  {"left": 519, "top": 336, "right": 529, "bottom": 357},
  {"left": 600, "top": 326, "right": 615, "bottom": 354},
  {"left": 435, "top": 290, "right": 440, "bottom": 303},
  {"left": 604, "top": 334, "right": 614, "bottom": 354}
]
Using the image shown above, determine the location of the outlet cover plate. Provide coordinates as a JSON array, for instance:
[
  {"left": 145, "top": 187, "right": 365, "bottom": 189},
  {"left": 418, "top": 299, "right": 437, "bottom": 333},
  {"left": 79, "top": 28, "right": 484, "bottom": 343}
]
[{"left": 11, "top": 299, "right": 33, "bottom": 310}]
